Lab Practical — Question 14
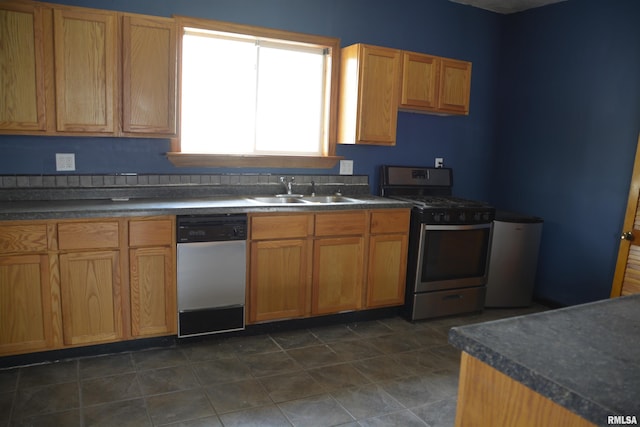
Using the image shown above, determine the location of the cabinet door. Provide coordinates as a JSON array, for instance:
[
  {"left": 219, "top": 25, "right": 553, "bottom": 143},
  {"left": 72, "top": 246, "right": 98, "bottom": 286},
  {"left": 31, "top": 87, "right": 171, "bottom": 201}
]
[
  {"left": 339, "top": 44, "right": 400, "bottom": 146},
  {"left": 59, "top": 250, "right": 122, "bottom": 345},
  {"left": 312, "top": 237, "right": 364, "bottom": 315},
  {"left": 0, "top": 3, "right": 46, "bottom": 131},
  {"left": 122, "top": 15, "right": 177, "bottom": 135},
  {"left": 249, "top": 239, "right": 309, "bottom": 323},
  {"left": 0, "top": 254, "right": 53, "bottom": 355},
  {"left": 357, "top": 45, "right": 400, "bottom": 145},
  {"left": 399, "top": 51, "right": 439, "bottom": 110},
  {"left": 130, "top": 246, "right": 176, "bottom": 336},
  {"left": 438, "top": 58, "right": 471, "bottom": 115},
  {"left": 367, "top": 233, "right": 408, "bottom": 308},
  {"left": 53, "top": 8, "right": 117, "bottom": 133}
]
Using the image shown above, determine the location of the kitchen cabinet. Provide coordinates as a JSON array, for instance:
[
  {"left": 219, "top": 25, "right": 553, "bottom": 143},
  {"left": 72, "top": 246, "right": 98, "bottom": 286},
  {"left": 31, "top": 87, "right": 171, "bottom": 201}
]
[
  {"left": 247, "top": 208, "right": 410, "bottom": 324},
  {"left": 58, "top": 221, "right": 123, "bottom": 345},
  {"left": 0, "top": 224, "right": 55, "bottom": 355},
  {"left": 338, "top": 43, "right": 401, "bottom": 146},
  {"left": 366, "top": 210, "right": 410, "bottom": 308},
  {"left": 121, "top": 15, "right": 177, "bottom": 136},
  {"left": 399, "top": 51, "right": 472, "bottom": 115},
  {"left": 0, "top": 2, "right": 46, "bottom": 132},
  {"left": 129, "top": 218, "right": 176, "bottom": 337},
  {"left": 0, "top": 216, "right": 176, "bottom": 357},
  {"left": 0, "top": 1, "right": 177, "bottom": 137},
  {"left": 53, "top": 7, "right": 118, "bottom": 133},
  {"left": 248, "top": 214, "right": 312, "bottom": 323},
  {"left": 312, "top": 212, "right": 366, "bottom": 315}
]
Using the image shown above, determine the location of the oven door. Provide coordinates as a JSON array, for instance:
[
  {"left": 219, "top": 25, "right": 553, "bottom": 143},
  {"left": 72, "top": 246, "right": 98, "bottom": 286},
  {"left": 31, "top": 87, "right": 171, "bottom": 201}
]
[{"left": 414, "top": 223, "right": 492, "bottom": 292}]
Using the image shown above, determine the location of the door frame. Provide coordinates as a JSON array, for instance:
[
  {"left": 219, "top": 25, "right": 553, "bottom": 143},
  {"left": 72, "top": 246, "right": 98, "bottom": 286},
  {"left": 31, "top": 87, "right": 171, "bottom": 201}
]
[{"left": 611, "top": 133, "right": 640, "bottom": 297}]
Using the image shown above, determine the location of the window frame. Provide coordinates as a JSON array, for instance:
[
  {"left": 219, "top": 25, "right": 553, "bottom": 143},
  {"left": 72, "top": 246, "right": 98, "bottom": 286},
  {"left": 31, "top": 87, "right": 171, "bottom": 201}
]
[{"left": 167, "top": 16, "right": 343, "bottom": 169}]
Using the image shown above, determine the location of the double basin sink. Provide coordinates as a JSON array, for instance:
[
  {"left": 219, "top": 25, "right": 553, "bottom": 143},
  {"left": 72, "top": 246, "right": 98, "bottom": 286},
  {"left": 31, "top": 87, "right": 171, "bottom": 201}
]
[{"left": 249, "top": 195, "right": 360, "bottom": 205}]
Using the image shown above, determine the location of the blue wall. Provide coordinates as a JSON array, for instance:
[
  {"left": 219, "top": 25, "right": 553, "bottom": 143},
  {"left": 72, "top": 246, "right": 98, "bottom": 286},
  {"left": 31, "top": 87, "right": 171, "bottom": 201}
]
[
  {"left": 1, "top": 0, "right": 639, "bottom": 306},
  {"left": 491, "top": 0, "right": 640, "bottom": 305},
  {"left": 0, "top": 0, "right": 501, "bottom": 198}
]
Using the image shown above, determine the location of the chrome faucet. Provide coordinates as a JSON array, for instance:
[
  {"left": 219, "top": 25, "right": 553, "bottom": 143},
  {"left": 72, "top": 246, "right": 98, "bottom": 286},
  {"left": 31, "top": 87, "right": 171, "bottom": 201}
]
[
  {"left": 310, "top": 180, "right": 316, "bottom": 197},
  {"left": 280, "top": 176, "right": 295, "bottom": 195}
]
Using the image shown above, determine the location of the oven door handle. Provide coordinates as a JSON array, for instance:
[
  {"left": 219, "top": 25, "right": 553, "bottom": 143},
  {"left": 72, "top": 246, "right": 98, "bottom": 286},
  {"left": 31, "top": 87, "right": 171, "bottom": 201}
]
[{"left": 423, "top": 223, "right": 492, "bottom": 231}]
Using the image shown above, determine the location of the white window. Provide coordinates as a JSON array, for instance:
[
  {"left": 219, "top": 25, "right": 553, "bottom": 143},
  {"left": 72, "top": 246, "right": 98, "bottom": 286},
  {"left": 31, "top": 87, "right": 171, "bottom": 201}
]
[{"left": 180, "top": 26, "right": 333, "bottom": 157}]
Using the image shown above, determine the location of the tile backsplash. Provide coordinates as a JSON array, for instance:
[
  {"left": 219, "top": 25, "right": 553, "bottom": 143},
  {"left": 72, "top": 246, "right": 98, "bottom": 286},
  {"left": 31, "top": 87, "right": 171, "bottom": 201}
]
[
  {"left": 0, "top": 174, "right": 370, "bottom": 201},
  {"left": 0, "top": 173, "right": 367, "bottom": 188}
]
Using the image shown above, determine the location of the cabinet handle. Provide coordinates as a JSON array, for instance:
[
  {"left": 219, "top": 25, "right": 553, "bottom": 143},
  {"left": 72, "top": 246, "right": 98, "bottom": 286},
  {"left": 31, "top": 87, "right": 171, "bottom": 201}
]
[{"left": 621, "top": 231, "right": 634, "bottom": 241}]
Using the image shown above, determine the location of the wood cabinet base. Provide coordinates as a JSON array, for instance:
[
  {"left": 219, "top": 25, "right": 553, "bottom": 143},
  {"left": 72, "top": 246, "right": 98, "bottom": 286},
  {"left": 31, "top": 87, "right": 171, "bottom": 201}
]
[{"left": 455, "top": 352, "right": 595, "bottom": 427}]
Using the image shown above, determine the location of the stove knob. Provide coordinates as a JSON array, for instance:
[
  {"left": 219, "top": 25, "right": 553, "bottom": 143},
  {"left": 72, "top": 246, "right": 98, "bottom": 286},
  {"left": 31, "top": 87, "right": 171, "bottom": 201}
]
[
  {"left": 432, "top": 212, "right": 441, "bottom": 222},
  {"left": 443, "top": 213, "right": 450, "bottom": 222},
  {"left": 473, "top": 212, "right": 481, "bottom": 222},
  {"left": 482, "top": 212, "right": 490, "bottom": 222},
  {"left": 459, "top": 212, "right": 466, "bottom": 222}
]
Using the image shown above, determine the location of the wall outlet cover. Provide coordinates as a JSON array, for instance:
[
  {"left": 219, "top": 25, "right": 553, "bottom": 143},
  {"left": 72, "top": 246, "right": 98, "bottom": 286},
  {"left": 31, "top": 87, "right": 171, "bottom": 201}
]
[
  {"left": 56, "top": 153, "right": 76, "bottom": 171},
  {"left": 339, "top": 160, "right": 353, "bottom": 175}
]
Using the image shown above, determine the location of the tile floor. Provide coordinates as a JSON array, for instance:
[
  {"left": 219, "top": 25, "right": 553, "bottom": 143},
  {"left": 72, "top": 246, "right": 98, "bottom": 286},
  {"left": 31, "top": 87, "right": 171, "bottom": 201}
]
[{"left": 0, "top": 305, "right": 547, "bottom": 427}]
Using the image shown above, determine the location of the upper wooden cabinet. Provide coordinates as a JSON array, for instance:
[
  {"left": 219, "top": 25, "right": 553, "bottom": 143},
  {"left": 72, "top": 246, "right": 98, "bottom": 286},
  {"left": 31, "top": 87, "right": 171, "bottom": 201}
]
[
  {"left": 338, "top": 43, "right": 401, "bottom": 146},
  {"left": 399, "top": 51, "right": 472, "bottom": 115},
  {"left": 0, "top": 3, "right": 46, "bottom": 131},
  {"left": 0, "top": 1, "right": 178, "bottom": 137},
  {"left": 122, "top": 15, "right": 177, "bottom": 135},
  {"left": 53, "top": 8, "right": 118, "bottom": 133}
]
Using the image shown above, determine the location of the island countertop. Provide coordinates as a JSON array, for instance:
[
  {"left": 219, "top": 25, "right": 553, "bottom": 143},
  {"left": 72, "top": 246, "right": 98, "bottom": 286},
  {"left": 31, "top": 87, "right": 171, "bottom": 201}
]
[{"left": 448, "top": 294, "right": 640, "bottom": 425}]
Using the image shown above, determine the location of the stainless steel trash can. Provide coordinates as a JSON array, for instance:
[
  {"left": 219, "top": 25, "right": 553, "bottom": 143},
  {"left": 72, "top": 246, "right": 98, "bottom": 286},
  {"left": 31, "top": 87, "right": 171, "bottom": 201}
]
[{"left": 485, "top": 211, "right": 543, "bottom": 307}]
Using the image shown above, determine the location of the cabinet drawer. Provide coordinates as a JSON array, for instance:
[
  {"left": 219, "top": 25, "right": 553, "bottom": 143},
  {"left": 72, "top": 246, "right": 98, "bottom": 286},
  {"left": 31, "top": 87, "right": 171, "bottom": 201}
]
[
  {"left": 315, "top": 212, "right": 367, "bottom": 236},
  {"left": 251, "top": 214, "right": 311, "bottom": 240},
  {"left": 129, "top": 219, "right": 173, "bottom": 247},
  {"left": 370, "top": 210, "right": 410, "bottom": 234},
  {"left": 58, "top": 221, "right": 120, "bottom": 250},
  {"left": 0, "top": 225, "right": 48, "bottom": 254}
]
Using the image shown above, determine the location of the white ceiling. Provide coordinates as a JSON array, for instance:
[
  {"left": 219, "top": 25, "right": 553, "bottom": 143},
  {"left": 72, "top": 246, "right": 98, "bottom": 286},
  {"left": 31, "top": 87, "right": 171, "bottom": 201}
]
[{"left": 448, "top": 0, "right": 568, "bottom": 14}]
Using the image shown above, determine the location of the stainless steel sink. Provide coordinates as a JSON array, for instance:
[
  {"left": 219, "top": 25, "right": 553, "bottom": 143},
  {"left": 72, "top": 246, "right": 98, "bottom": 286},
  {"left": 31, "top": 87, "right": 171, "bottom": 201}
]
[
  {"left": 303, "top": 196, "right": 359, "bottom": 204},
  {"left": 249, "top": 195, "right": 361, "bottom": 205},
  {"left": 250, "top": 196, "right": 308, "bottom": 204}
]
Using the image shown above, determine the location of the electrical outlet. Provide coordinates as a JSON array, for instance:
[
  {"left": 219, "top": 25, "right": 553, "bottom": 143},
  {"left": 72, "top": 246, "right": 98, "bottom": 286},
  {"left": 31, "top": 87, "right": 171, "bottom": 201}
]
[
  {"left": 56, "top": 153, "right": 76, "bottom": 171},
  {"left": 435, "top": 157, "right": 444, "bottom": 168},
  {"left": 339, "top": 160, "right": 353, "bottom": 175}
]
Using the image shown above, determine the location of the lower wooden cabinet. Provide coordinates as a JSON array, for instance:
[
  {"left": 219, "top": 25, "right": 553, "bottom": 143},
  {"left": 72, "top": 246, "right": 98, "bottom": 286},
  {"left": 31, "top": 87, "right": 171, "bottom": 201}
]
[
  {"left": 313, "top": 236, "right": 364, "bottom": 314},
  {"left": 0, "top": 254, "right": 54, "bottom": 355},
  {"left": 312, "top": 211, "right": 367, "bottom": 315},
  {"left": 248, "top": 214, "right": 312, "bottom": 322},
  {"left": 249, "top": 239, "right": 310, "bottom": 322},
  {"left": 367, "top": 233, "right": 408, "bottom": 307},
  {"left": 366, "top": 210, "right": 410, "bottom": 308},
  {"left": 128, "top": 218, "right": 176, "bottom": 337},
  {"left": 59, "top": 250, "right": 123, "bottom": 345},
  {"left": 247, "top": 208, "right": 410, "bottom": 324},
  {"left": 0, "top": 216, "right": 176, "bottom": 357},
  {"left": 130, "top": 246, "right": 175, "bottom": 337}
]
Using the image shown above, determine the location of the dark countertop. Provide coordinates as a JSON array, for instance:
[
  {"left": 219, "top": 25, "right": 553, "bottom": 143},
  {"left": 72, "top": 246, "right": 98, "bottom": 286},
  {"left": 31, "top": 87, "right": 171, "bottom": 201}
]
[
  {"left": 0, "top": 195, "right": 410, "bottom": 220},
  {"left": 448, "top": 294, "right": 640, "bottom": 425}
]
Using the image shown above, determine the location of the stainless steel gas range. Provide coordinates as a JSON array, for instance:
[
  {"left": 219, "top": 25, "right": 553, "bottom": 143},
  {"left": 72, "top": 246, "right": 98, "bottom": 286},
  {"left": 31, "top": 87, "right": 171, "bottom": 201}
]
[{"left": 380, "top": 165, "right": 495, "bottom": 320}]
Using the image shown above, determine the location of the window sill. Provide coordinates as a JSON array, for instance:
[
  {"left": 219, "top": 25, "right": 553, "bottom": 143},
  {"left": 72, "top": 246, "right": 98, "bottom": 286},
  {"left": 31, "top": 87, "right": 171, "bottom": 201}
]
[{"left": 166, "top": 153, "right": 343, "bottom": 169}]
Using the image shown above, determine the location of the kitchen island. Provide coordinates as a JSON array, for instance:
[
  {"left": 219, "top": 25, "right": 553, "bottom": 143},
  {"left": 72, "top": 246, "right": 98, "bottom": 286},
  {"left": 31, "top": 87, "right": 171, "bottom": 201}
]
[{"left": 449, "top": 294, "right": 639, "bottom": 427}]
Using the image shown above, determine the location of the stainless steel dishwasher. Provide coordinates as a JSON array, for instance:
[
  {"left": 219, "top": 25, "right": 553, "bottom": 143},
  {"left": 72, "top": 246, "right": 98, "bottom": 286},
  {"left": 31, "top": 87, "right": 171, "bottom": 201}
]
[{"left": 176, "top": 214, "right": 247, "bottom": 337}]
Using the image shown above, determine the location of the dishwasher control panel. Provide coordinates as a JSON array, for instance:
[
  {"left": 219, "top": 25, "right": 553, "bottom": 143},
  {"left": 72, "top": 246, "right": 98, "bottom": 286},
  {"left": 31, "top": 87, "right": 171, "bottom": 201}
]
[{"left": 177, "top": 214, "right": 247, "bottom": 243}]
